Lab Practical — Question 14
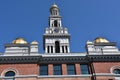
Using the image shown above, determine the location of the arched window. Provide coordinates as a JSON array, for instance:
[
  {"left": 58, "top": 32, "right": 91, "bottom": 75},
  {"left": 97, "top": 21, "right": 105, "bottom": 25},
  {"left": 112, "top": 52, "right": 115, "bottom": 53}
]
[
  {"left": 113, "top": 69, "right": 120, "bottom": 74},
  {"left": 54, "top": 20, "right": 57, "bottom": 27},
  {"left": 55, "top": 41, "right": 60, "bottom": 53},
  {"left": 5, "top": 71, "right": 15, "bottom": 77}
]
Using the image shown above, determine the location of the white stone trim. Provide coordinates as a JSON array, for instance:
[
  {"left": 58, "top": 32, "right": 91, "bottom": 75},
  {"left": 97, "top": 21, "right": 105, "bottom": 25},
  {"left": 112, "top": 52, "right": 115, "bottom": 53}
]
[
  {"left": 93, "top": 73, "right": 120, "bottom": 76},
  {"left": 110, "top": 66, "right": 120, "bottom": 74},
  {"left": 1, "top": 68, "right": 19, "bottom": 77},
  {"left": 0, "top": 74, "right": 92, "bottom": 79}
]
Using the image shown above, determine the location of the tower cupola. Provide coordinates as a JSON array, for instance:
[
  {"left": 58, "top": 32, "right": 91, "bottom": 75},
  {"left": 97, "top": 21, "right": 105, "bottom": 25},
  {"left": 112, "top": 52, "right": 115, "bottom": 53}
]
[{"left": 50, "top": 3, "right": 59, "bottom": 15}]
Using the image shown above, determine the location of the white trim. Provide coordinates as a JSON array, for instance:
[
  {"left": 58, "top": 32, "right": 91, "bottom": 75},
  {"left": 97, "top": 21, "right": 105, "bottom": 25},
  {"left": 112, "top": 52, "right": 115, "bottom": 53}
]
[
  {"left": 0, "top": 74, "right": 92, "bottom": 79},
  {"left": 110, "top": 66, "right": 120, "bottom": 74},
  {"left": 1, "top": 68, "right": 19, "bottom": 77},
  {"left": 93, "top": 73, "right": 120, "bottom": 76}
]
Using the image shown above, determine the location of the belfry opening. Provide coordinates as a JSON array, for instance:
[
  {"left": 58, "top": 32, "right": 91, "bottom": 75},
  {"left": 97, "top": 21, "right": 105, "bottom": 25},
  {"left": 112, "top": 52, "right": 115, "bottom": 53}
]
[
  {"left": 54, "top": 20, "right": 57, "bottom": 27},
  {"left": 55, "top": 41, "right": 60, "bottom": 53}
]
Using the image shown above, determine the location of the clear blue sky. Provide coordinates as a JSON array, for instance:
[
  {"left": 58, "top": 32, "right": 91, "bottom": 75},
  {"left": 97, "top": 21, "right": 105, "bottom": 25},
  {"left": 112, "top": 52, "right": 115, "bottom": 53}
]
[{"left": 0, "top": 0, "right": 120, "bottom": 53}]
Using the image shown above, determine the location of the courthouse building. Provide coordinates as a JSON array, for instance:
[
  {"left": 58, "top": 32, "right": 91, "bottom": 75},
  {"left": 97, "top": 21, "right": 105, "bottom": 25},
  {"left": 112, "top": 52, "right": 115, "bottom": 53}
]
[{"left": 0, "top": 3, "right": 120, "bottom": 80}]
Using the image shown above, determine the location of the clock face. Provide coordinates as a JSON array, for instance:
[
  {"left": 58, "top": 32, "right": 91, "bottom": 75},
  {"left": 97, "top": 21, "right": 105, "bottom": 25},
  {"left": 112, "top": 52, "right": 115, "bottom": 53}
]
[{"left": 54, "top": 29, "right": 59, "bottom": 33}]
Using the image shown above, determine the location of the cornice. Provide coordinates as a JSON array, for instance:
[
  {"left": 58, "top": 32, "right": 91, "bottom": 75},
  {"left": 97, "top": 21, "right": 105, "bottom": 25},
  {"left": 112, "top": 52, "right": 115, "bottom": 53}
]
[
  {"left": 87, "top": 54, "right": 120, "bottom": 62},
  {"left": 0, "top": 54, "right": 120, "bottom": 64},
  {"left": 43, "top": 34, "right": 70, "bottom": 38}
]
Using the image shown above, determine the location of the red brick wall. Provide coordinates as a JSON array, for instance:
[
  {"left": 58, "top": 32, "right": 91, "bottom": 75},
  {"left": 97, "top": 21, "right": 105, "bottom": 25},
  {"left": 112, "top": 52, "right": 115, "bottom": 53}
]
[
  {"left": 0, "top": 64, "right": 39, "bottom": 76},
  {"left": 48, "top": 64, "right": 53, "bottom": 75},
  {"left": 62, "top": 64, "right": 67, "bottom": 75},
  {"left": 75, "top": 63, "right": 81, "bottom": 74},
  {"left": 15, "top": 77, "right": 91, "bottom": 80},
  {"left": 93, "top": 62, "right": 120, "bottom": 73}
]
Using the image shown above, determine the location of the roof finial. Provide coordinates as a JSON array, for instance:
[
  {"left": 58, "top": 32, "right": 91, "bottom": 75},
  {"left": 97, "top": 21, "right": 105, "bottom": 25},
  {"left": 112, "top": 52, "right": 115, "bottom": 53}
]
[{"left": 51, "top": 2, "right": 58, "bottom": 8}]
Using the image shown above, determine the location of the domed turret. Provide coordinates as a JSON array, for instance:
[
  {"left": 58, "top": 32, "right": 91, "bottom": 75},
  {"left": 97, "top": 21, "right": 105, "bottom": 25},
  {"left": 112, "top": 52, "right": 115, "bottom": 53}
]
[
  {"left": 12, "top": 38, "right": 27, "bottom": 44},
  {"left": 94, "top": 37, "right": 109, "bottom": 43},
  {"left": 31, "top": 41, "right": 38, "bottom": 44},
  {"left": 50, "top": 3, "right": 59, "bottom": 15}
]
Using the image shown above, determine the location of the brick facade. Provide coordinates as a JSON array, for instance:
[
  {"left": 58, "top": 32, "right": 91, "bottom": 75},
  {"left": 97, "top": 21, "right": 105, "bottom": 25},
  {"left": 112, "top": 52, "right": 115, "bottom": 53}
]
[
  {"left": 48, "top": 64, "right": 53, "bottom": 75},
  {"left": 0, "top": 64, "right": 39, "bottom": 76},
  {"left": 0, "top": 62, "right": 119, "bottom": 80},
  {"left": 93, "top": 62, "right": 120, "bottom": 73},
  {"left": 75, "top": 63, "right": 81, "bottom": 74},
  {"left": 62, "top": 64, "right": 67, "bottom": 75}
]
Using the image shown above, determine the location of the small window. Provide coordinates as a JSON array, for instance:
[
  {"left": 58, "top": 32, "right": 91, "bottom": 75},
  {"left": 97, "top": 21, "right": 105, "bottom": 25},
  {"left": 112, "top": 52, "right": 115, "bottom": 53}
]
[
  {"left": 40, "top": 65, "right": 48, "bottom": 75},
  {"left": 53, "top": 64, "right": 62, "bottom": 75},
  {"left": 67, "top": 64, "right": 76, "bottom": 75},
  {"left": 113, "top": 69, "right": 120, "bottom": 74},
  {"left": 5, "top": 71, "right": 15, "bottom": 77},
  {"left": 80, "top": 64, "right": 89, "bottom": 74}
]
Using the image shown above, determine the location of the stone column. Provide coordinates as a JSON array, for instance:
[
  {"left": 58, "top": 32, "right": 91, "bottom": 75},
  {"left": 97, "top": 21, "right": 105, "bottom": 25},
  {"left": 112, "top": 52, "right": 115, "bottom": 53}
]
[
  {"left": 53, "top": 46, "right": 55, "bottom": 53},
  {"left": 60, "top": 46, "right": 62, "bottom": 53},
  {"left": 68, "top": 46, "right": 70, "bottom": 53},
  {"left": 64, "top": 46, "right": 66, "bottom": 53},
  {"left": 49, "top": 46, "right": 51, "bottom": 53},
  {"left": 45, "top": 46, "right": 48, "bottom": 53}
]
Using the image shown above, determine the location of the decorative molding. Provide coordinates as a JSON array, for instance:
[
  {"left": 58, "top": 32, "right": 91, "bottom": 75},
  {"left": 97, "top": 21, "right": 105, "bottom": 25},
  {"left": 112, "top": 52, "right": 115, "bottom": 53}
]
[
  {"left": 0, "top": 74, "right": 92, "bottom": 79},
  {"left": 1, "top": 68, "right": 19, "bottom": 77},
  {"left": 0, "top": 53, "right": 120, "bottom": 63}
]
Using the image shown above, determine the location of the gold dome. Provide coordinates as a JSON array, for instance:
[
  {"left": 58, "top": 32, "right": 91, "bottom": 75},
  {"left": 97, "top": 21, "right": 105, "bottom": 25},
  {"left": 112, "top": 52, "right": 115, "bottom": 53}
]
[
  {"left": 31, "top": 41, "right": 38, "bottom": 44},
  {"left": 12, "top": 38, "right": 27, "bottom": 44},
  {"left": 94, "top": 37, "right": 109, "bottom": 43}
]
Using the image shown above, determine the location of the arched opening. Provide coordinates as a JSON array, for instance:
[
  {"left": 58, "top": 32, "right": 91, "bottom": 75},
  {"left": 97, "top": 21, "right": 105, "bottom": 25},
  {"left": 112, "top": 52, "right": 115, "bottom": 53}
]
[
  {"left": 55, "top": 41, "right": 60, "bottom": 53},
  {"left": 5, "top": 71, "right": 15, "bottom": 77},
  {"left": 54, "top": 20, "right": 57, "bottom": 27},
  {"left": 113, "top": 69, "right": 120, "bottom": 74}
]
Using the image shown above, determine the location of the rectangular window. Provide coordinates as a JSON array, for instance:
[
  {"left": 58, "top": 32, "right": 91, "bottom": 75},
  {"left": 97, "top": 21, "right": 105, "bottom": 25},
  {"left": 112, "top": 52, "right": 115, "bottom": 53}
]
[
  {"left": 67, "top": 64, "right": 76, "bottom": 75},
  {"left": 40, "top": 65, "right": 48, "bottom": 75},
  {"left": 53, "top": 64, "right": 62, "bottom": 75},
  {"left": 80, "top": 64, "right": 89, "bottom": 74}
]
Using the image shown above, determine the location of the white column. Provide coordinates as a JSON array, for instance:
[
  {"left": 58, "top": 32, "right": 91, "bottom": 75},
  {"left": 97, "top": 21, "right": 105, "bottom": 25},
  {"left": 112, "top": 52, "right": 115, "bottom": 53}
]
[
  {"left": 60, "top": 46, "right": 62, "bottom": 53},
  {"left": 45, "top": 46, "right": 48, "bottom": 53},
  {"left": 64, "top": 46, "right": 66, "bottom": 53},
  {"left": 49, "top": 46, "right": 51, "bottom": 53},
  {"left": 53, "top": 46, "right": 55, "bottom": 53},
  {"left": 68, "top": 46, "right": 70, "bottom": 53}
]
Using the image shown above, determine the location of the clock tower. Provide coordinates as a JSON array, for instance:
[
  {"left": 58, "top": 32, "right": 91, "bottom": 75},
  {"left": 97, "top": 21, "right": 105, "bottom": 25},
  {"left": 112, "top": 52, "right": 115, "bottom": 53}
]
[{"left": 43, "top": 3, "right": 70, "bottom": 53}]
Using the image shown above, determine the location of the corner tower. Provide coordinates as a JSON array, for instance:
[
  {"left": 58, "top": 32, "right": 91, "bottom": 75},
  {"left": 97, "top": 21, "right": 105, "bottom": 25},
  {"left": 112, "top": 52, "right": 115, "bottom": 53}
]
[{"left": 43, "top": 3, "right": 70, "bottom": 53}]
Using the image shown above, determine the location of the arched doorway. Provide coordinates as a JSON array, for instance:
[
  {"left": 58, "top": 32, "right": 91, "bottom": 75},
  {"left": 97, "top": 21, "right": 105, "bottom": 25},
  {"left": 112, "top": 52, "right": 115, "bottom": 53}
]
[{"left": 55, "top": 41, "right": 60, "bottom": 53}]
